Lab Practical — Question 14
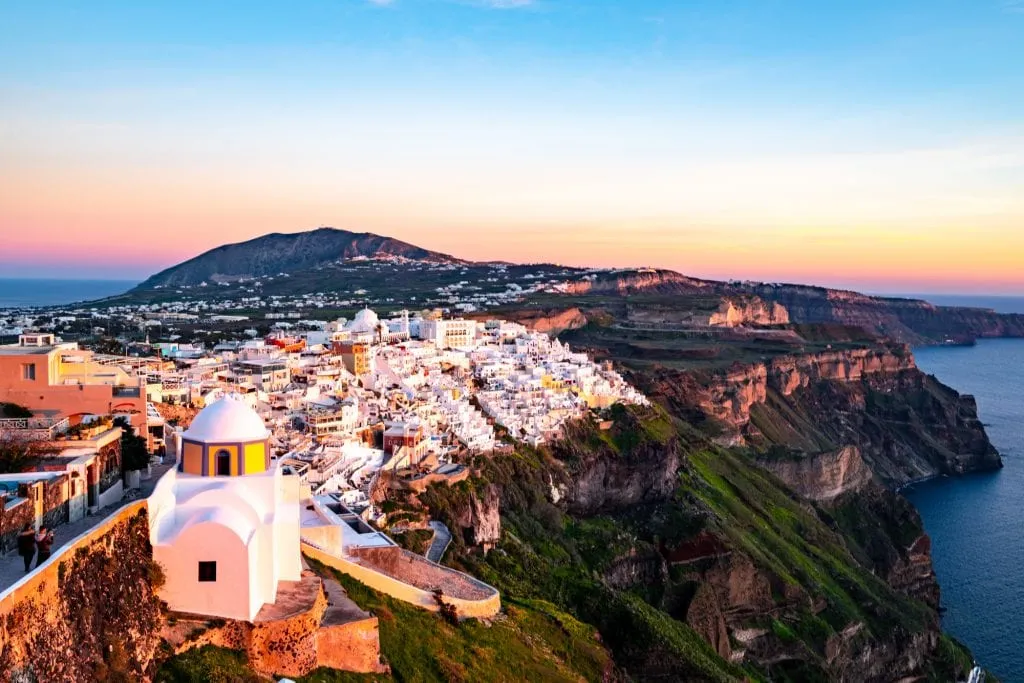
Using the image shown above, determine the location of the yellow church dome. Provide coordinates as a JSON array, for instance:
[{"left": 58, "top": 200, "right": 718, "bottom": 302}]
[{"left": 179, "top": 395, "right": 271, "bottom": 477}]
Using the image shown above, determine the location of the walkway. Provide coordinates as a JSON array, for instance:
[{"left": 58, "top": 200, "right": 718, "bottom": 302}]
[
  {"left": 425, "top": 520, "right": 452, "bottom": 564},
  {"left": 0, "top": 463, "right": 172, "bottom": 592}
]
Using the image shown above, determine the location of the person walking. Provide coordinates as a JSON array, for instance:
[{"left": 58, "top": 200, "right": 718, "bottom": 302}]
[
  {"left": 35, "top": 526, "right": 54, "bottom": 568},
  {"left": 16, "top": 524, "right": 36, "bottom": 573}
]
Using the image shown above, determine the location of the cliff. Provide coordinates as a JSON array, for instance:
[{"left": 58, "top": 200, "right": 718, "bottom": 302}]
[
  {"left": 425, "top": 414, "right": 975, "bottom": 681},
  {"left": 651, "top": 344, "right": 1001, "bottom": 486},
  {"left": 472, "top": 306, "right": 588, "bottom": 336},
  {"left": 562, "top": 269, "right": 708, "bottom": 295},
  {"left": 708, "top": 297, "right": 790, "bottom": 327},
  {"left": 135, "top": 227, "right": 459, "bottom": 288},
  {"left": 757, "top": 446, "right": 874, "bottom": 501},
  {"left": 738, "top": 282, "right": 1024, "bottom": 344}
]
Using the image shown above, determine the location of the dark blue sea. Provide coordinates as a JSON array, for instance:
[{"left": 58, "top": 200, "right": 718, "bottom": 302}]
[
  {"left": 0, "top": 278, "right": 134, "bottom": 308},
  {"left": 908, "top": 294, "right": 1024, "bottom": 315},
  {"left": 905, "top": 339, "right": 1024, "bottom": 681}
]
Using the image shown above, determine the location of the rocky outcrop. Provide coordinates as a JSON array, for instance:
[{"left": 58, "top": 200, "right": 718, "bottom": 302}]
[
  {"left": 709, "top": 298, "right": 790, "bottom": 327},
  {"left": 758, "top": 446, "right": 874, "bottom": 501},
  {"left": 652, "top": 344, "right": 1001, "bottom": 487},
  {"left": 452, "top": 484, "right": 502, "bottom": 548},
  {"left": 737, "top": 282, "right": 1024, "bottom": 344},
  {"left": 491, "top": 307, "right": 588, "bottom": 336},
  {"left": 562, "top": 269, "right": 707, "bottom": 296},
  {"left": 554, "top": 416, "right": 682, "bottom": 515},
  {"left": 603, "top": 549, "right": 668, "bottom": 592}
]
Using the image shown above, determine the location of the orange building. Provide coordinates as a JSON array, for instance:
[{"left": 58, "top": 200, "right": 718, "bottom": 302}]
[
  {"left": 333, "top": 341, "right": 372, "bottom": 376},
  {"left": 0, "top": 334, "right": 150, "bottom": 448}
]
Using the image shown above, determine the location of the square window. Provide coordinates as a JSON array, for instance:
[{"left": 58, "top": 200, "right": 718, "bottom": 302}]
[
  {"left": 198, "top": 561, "right": 217, "bottom": 582},
  {"left": 21, "top": 363, "right": 36, "bottom": 381}
]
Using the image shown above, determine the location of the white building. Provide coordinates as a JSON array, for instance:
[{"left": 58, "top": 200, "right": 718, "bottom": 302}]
[
  {"left": 419, "top": 318, "right": 477, "bottom": 349},
  {"left": 148, "top": 395, "right": 303, "bottom": 622}
]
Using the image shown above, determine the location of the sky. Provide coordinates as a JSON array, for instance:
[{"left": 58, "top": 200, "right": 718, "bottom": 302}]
[{"left": 1, "top": 1, "right": 1023, "bottom": 294}]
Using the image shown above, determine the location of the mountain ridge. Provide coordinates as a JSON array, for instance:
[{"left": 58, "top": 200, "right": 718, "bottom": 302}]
[
  {"left": 129, "top": 227, "right": 1024, "bottom": 344},
  {"left": 134, "top": 227, "right": 462, "bottom": 289}
]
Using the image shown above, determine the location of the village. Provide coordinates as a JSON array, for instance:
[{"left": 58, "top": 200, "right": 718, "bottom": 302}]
[{"left": 0, "top": 301, "right": 651, "bottom": 676}]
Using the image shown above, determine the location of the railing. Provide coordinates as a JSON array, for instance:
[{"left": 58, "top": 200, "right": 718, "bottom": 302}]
[{"left": 0, "top": 416, "right": 70, "bottom": 439}]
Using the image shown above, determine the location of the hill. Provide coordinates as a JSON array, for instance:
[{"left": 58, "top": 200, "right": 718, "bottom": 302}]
[{"left": 134, "top": 227, "right": 461, "bottom": 289}]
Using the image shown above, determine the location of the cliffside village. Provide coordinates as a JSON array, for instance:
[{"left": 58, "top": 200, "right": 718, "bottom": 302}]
[
  {"left": 0, "top": 306, "right": 646, "bottom": 566},
  {"left": 0, "top": 300, "right": 654, "bottom": 676}
]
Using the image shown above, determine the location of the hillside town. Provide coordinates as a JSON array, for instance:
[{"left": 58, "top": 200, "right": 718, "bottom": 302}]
[{"left": 0, "top": 306, "right": 647, "bottom": 554}]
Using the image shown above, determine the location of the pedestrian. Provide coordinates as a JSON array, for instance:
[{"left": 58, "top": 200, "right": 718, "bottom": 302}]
[
  {"left": 35, "top": 526, "right": 54, "bottom": 568},
  {"left": 16, "top": 524, "right": 36, "bottom": 573}
]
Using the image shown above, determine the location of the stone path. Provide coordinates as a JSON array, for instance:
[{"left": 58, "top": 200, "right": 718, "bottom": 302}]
[
  {"left": 425, "top": 520, "right": 452, "bottom": 564},
  {"left": 0, "top": 462, "right": 173, "bottom": 592}
]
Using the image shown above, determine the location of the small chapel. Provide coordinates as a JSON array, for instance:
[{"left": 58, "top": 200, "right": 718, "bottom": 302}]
[{"left": 148, "top": 394, "right": 302, "bottom": 622}]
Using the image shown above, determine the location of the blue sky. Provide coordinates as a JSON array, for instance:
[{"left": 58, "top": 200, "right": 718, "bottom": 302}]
[{"left": 1, "top": 0, "right": 1023, "bottom": 293}]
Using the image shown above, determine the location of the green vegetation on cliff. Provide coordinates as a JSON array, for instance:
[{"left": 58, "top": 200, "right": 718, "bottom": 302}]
[{"left": 416, "top": 406, "right": 973, "bottom": 681}]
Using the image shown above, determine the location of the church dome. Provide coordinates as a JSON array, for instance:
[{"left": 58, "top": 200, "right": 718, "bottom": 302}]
[
  {"left": 349, "top": 308, "right": 379, "bottom": 333},
  {"left": 184, "top": 394, "right": 269, "bottom": 444}
]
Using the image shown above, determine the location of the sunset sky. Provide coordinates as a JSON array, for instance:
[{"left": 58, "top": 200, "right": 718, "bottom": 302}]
[{"left": 2, "top": 1, "right": 1023, "bottom": 294}]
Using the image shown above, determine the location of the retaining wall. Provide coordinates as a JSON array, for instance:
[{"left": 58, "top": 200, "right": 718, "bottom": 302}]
[
  {"left": 0, "top": 502, "right": 162, "bottom": 681},
  {"left": 302, "top": 541, "right": 501, "bottom": 619}
]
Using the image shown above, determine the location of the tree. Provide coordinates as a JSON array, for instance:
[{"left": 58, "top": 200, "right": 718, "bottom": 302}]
[
  {"left": 0, "top": 434, "right": 51, "bottom": 474},
  {"left": 0, "top": 402, "right": 33, "bottom": 418},
  {"left": 114, "top": 417, "right": 150, "bottom": 472}
]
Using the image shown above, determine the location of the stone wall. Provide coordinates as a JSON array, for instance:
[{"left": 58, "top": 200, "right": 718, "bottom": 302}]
[
  {"left": 165, "top": 570, "right": 386, "bottom": 677},
  {"left": 0, "top": 503, "right": 163, "bottom": 681},
  {"left": 302, "top": 542, "right": 501, "bottom": 619}
]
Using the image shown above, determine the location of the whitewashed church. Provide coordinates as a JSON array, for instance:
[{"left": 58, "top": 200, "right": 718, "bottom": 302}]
[{"left": 148, "top": 394, "right": 302, "bottom": 621}]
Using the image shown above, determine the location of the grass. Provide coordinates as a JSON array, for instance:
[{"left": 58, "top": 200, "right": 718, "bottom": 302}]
[
  {"left": 310, "top": 559, "right": 614, "bottom": 683},
  {"left": 685, "top": 448, "right": 933, "bottom": 638},
  {"left": 155, "top": 645, "right": 262, "bottom": 683}
]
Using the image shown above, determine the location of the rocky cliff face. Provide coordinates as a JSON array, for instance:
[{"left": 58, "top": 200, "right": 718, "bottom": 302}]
[
  {"left": 485, "top": 306, "right": 588, "bottom": 336},
  {"left": 708, "top": 297, "right": 790, "bottom": 327},
  {"left": 553, "top": 415, "right": 682, "bottom": 516},
  {"left": 452, "top": 483, "right": 502, "bottom": 548},
  {"left": 758, "top": 446, "right": 874, "bottom": 501},
  {"left": 562, "top": 269, "right": 707, "bottom": 296},
  {"left": 738, "top": 282, "right": 1024, "bottom": 344},
  {"left": 652, "top": 344, "right": 1001, "bottom": 486}
]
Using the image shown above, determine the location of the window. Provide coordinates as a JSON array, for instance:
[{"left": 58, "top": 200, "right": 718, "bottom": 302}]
[
  {"left": 215, "top": 449, "right": 231, "bottom": 476},
  {"left": 198, "top": 561, "right": 217, "bottom": 582},
  {"left": 21, "top": 363, "right": 35, "bottom": 381}
]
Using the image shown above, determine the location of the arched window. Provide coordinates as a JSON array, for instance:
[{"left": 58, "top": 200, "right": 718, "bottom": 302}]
[{"left": 215, "top": 449, "right": 231, "bottom": 476}]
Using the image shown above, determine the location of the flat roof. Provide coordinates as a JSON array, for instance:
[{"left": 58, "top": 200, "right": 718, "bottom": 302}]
[{"left": 0, "top": 345, "right": 55, "bottom": 356}]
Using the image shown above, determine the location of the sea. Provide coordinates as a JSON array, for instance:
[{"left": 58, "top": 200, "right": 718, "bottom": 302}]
[
  {"left": 0, "top": 278, "right": 135, "bottom": 308},
  {"left": 905, "top": 338, "right": 1024, "bottom": 682},
  {"left": 903, "top": 294, "right": 1024, "bottom": 315}
]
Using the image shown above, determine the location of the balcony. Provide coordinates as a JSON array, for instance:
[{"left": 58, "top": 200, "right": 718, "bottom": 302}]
[{"left": 0, "top": 416, "right": 70, "bottom": 440}]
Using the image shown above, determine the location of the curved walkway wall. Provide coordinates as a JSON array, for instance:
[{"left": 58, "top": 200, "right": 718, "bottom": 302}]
[
  {"left": 0, "top": 502, "right": 162, "bottom": 681},
  {"left": 301, "top": 541, "right": 501, "bottom": 619}
]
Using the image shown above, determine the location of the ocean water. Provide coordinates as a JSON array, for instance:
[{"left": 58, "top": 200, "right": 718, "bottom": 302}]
[
  {"left": 904, "top": 339, "right": 1024, "bottom": 681},
  {"left": 0, "top": 278, "right": 135, "bottom": 308},
  {"left": 905, "top": 294, "right": 1024, "bottom": 315}
]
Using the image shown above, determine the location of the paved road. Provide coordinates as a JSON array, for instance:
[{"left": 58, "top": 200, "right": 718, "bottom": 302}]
[
  {"left": 426, "top": 520, "right": 452, "bottom": 564},
  {"left": 0, "top": 463, "right": 172, "bottom": 592}
]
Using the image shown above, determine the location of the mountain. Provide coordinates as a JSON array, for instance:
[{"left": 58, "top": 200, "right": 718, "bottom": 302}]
[{"left": 134, "top": 227, "right": 461, "bottom": 289}]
